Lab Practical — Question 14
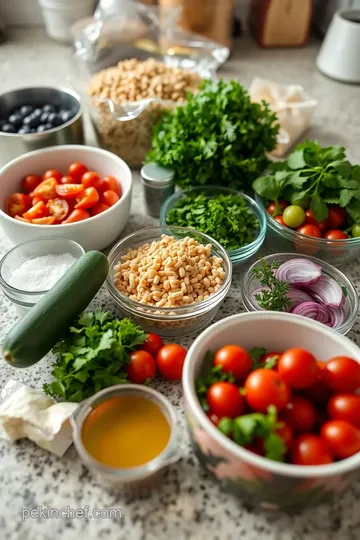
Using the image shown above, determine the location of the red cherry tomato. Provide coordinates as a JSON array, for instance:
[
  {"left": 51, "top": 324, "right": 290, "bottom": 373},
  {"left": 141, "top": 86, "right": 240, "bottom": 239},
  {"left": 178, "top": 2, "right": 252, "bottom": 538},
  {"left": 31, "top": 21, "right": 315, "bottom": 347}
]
[
  {"left": 14, "top": 216, "right": 31, "bottom": 223},
  {"left": 291, "top": 434, "right": 333, "bottom": 465},
  {"left": 101, "top": 175, "right": 121, "bottom": 196},
  {"left": 91, "top": 202, "right": 110, "bottom": 216},
  {"left": 32, "top": 196, "right": 44, "bottom": 206},
  {"left": 5, "top": 193, "right": 32, "bottom": 217},
  {"left": 68, "top": 162, "right": 88, "bottom": 183},
  {"left": 266, "top": 200, "right": 288, "bottom": 216},
  {"left": 296, "top": 224, "right": 322, "bottom": 238},
  {"left": 142, "top": 333, "right": 164, "bottom": 358},
  {"left": 207, "top": 382, "right": 244, "bottom": 419},
  {"left": 156, "top": 344, "right": 187, "bottom": 380},
  {"left": 34, "top": 178, "right": 58, "bottom": 200},
  {"left": 276, "top": 422, "right": 294, "bottom": 450},
  {"left": 60, "top": 175, "right": 76, "bottom": 185},
  {"left": 55, "top": 183, "right": 84, "bottom": 199},
  {"left": 46, "top": 198, "right": 69, "bottom": 222},
  {"left": 320, "top": 420, "right": 360, "bottom": 459},
  {"left": 278, "top": 348, "right": 317, "bottom": 389},
  {"left": 206, "top": 411, "right": 220, "bottom": 427},
  {"left": 304, "top": 364, "right": 333, "bottom": 405},
  {"left": 22, "top": 200, "right": 48, "bottom": 220},
  {"left": 274, "top": 215, "right": 287, "bottom": 226},
  {"left": 101, "top": 190, "right": 119, "bottom": 207},
  {"left": 127, "top": 350, "right": 156, "bottom": 384},
  {"left": 327, "top": 205, "right": 346, "bottom": 230},
  {"left": 281, "top": 396, "right": 316, "bottom": 433},
  {"left": 32, "top": 216, "right": 56, "bottom": 225},
  {"left": 327, "top": 394, "right": 360, "bottom": 428},
  {"left": 75, "top": 187, "right": 99, "bottom": 210},
  {"left": 21, "top": 174, "right": 42, "bottom": 193},
  {"left": 323, "top": 230, "right": 348, "bottom": 240},
  {"left": 304, "top": 209, "right": 328, "bottom": 234},
  {"left": 42, "top": 169, "right": 62, "bottom": 182},
  {"left": 81, "top": 171, "right": 101, "bottom": 189},
  {"left": 323, "top": 356, "right": 360, "bottom": 393},
  {"left": 62, "top": 209, "right": 90, "bottom": 224},
  {"left": 244, "top": 368, "right": 290, "bottom": 413},
  {"left": 213, "top": 345, "right": 252, "bottom": 381}
]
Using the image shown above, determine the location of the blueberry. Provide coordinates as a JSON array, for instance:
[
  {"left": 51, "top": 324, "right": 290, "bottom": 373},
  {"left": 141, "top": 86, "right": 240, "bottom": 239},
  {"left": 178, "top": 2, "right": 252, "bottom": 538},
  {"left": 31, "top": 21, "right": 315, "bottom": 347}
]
[
  {"left": 59, "top": 109, "right": 73, "bottom": 123},
  {"left": 42, "top": 104, "right": 56, "bottom": 113},
  {"left": 32, "top": 108, "right": 42, "bottom": 118},
  {"left": 18, "top": 126, "right": 32, "bottom": 134},
  {"left": 0, "top": 119, "right": 5, "bottom": 128},
  {"left": 23, "top": 114, "right": 41, "bottom": 128},
  {"left": 47, "top": 112, "right": 62, "bottom": 126},
  {"left": 37, "top": 125, "right": 48, "bottom": 132},
  {"left": 1, "top": 124, "right": 16, "bottom": 133},
  {"left": 8, "top": 113, "right": 23, "bottom": 128},
  {"left": 40, "top": 112, "right": 49, "bottom": 124},
  {"left": 31, "top": 128, "right": 37, "bottom": 133},
  {"left": 43, "top": 123, "right": 53, "bottom": 131},
  {"left": 20, "top": 105, "right": 34, "bottom": 116}
]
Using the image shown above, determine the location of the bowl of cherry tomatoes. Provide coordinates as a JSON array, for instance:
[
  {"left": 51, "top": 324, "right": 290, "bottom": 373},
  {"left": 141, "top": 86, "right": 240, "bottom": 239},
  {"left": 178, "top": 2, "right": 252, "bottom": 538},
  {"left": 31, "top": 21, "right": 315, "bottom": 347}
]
[
  {"left": 255, "top": 196, "right": 360, "bottom": 267},
  {"left": 0, "top": 145, "right": 132, "bottom": 250},
  {"left": 183, "top": 311, "right": 360, "bottom": 511}
]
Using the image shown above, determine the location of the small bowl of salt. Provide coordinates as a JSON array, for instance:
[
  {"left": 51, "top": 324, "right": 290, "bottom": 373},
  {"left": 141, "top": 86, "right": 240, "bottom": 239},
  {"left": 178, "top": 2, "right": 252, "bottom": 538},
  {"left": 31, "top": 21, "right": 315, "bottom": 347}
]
[{"left": 0, "top": 237, "right": 85, "bottom": 316}]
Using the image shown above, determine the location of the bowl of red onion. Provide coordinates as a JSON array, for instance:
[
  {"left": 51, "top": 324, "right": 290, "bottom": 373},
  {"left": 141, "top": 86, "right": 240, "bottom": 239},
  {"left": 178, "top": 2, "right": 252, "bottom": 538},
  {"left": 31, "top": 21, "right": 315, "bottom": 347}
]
[{"left": 241, "top": 253, "right": 358, "bottom": 335}]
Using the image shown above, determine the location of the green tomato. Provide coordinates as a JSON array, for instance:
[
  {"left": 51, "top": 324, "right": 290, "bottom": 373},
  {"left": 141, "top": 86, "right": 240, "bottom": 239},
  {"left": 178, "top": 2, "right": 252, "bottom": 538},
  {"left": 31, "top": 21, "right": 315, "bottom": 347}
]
[
  {"left": 351, "top": 224, "right": 360, "bottom": 237},
  {"left": 283, "top": 205, "right": 306, "bottom": 228},
  {"left": 290, "top": 194, "right": 310, "bottom": 210}
]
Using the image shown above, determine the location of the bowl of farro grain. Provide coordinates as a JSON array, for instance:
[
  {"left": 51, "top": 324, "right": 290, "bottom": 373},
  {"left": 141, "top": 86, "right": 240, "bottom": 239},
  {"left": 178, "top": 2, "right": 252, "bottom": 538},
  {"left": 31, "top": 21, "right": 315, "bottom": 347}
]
[{"left": 106, "top": 226, "right": 232, "bottom": 337}]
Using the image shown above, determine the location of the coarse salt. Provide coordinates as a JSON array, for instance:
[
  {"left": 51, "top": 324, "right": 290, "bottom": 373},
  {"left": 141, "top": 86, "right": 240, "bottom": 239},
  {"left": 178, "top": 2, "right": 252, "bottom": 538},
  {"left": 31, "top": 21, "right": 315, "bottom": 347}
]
[{"left": 9, "top": 253, "right": 77, "bottom": 292}]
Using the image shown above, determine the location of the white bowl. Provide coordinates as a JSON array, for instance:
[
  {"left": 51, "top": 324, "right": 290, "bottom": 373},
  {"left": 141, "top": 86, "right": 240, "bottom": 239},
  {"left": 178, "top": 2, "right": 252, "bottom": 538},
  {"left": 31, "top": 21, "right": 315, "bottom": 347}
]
[
  {"left": 0, "top": 145, "right": 132, "bottom": 251},
  {"left": 183, "top": 312, "right": 360, "bottom": 511}
]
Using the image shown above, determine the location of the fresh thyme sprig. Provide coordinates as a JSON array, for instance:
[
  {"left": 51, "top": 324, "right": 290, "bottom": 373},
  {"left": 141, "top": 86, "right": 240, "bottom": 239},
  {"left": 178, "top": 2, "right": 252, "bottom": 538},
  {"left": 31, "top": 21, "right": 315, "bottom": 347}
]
[{"left": 253, "top": 260, "right": 291, "bottom": 312}]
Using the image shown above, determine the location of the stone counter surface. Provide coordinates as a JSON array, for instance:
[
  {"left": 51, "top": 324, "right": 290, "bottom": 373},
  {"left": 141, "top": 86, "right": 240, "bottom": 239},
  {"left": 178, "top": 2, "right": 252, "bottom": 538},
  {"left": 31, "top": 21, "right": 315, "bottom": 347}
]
[{"left": 0, "top": 28, "right": 360, "bottom": 540}]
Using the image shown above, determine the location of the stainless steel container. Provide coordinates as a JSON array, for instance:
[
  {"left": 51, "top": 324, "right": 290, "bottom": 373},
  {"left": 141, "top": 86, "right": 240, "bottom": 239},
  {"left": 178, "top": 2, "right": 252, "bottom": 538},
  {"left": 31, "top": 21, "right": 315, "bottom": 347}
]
[{"left": 0, "top": 86, "right": 84, "bottom": 168}]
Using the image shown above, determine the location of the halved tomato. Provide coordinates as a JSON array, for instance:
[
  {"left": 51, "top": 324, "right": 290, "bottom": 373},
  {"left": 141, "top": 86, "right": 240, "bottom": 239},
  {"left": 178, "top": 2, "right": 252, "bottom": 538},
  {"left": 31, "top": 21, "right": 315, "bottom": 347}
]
[
  {"left": 101, "top": 175, "right": 121, "bottom": 196},
  {"left": 34, "top": 178, "right": 58, "bottom": 200},
  {"left": 23, "top": 201, "right": 48, "bottom": 220},
  {"left": 91, "top": 202, "right": 110, "bottom": 216},
  {"left": 75, "top": 187, "right": 99, "bottom": 210},
  {"left": 5, "top": 193, "right": 32, "bottom": 217},
  {"left": 14, "top": 215, "right": 31, "bottom": 223},
  {"left": 101, "top": 190, "right": 119, "bottom": 207},
  {"left": 32, "top": 216, "right": 56, "bottom": 225},
  {"left": 32, "top": 196, "right": 44, "bottom": 206},
  {"left": 43, "top": 169, "right": 62, "bottom": 182},
  {"left": 21, "top": 174, "right": 42, "bottom": 193},
  {"left": 55, "top": 184, "right": 84, "bottom": 199},
  {"left": 62, "top": 209, "right": 90, "bottom": 223},
  {"left": 47, "top": 198, "right": 69, "bottom": 221}
]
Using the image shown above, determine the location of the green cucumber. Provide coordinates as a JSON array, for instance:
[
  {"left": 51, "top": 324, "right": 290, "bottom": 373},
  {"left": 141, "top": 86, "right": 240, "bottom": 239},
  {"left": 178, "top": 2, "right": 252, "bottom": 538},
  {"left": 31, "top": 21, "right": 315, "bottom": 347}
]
[{"left": 3, "top": 250, "right": 109, "bottom": 368}]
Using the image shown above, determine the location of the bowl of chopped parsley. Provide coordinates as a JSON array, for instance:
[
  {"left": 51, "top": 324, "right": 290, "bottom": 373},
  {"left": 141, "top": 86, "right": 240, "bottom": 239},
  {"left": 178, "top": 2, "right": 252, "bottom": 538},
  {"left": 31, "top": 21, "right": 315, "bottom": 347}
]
[{"left": 160, "top": 186, "right": 267, "bottom": 265}]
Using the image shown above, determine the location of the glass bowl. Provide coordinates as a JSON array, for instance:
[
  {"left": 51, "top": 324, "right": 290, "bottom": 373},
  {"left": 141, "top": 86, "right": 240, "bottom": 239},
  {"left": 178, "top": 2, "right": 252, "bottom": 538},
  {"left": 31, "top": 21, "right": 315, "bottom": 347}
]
[
  {"left": 241, "top": 253, "right": 358, "bottom": 335},
  {"left": 160, "top": 187, "right": 267, "bottom": 266},
  {"left": 256, "top": 194, "right": 360, "bottom": 267},
  {"left": 0, "top": 237, "right": 85, "bottom": 317},
  {"left": 106, "top": 226, "right": 232, "bottom": 337}
]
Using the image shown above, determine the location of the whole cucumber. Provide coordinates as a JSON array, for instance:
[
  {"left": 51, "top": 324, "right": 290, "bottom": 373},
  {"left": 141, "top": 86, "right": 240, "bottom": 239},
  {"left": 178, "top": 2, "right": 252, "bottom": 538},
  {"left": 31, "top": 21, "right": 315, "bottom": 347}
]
[{"left": 2, "top": 250, "right": 109, "bottom": 368}]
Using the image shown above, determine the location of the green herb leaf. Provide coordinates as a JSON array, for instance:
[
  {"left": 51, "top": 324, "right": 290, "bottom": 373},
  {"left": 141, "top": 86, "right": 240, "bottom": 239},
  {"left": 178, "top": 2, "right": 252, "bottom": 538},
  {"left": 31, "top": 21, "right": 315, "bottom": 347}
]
[
  {"left": 263, "top": 432, "right": 287, "bottom": 462},
  {"left": 250, "top": 347, "right": 267, "bottom": 369},
  {"left": 287, "top": 149, "right": 306, "bottom": 170},
  {"left": 253, "top": 259, "right": 291, "bottom": 312},
  {"left": 310, "top": 193, "right": 328, "bottom": 222},
  {"left": 339, "top": 189, "right": 354, "bottom": 208}
]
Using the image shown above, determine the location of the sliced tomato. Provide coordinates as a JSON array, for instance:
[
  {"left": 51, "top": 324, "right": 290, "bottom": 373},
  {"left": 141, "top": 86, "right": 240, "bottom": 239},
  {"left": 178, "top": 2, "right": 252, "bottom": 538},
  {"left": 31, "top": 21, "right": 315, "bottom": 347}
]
[
  {"left": 55, "top": 183, "right": 84, "bottom": 199},
  {"left": 14, "top": 215, "right": 31, "bottom": 223},
  {"left": 5, "top": 193, "right": 32, "bottom": 217},
  {"left": 21, "top": 174, "right": 42, "bottom": 193},
  {"left": 62, "top": 209, "right": 90, "bottom": 224},
  {"left": 101, "top": 175, "right": 121, "bottom": 196},
  {"left": 34, "top": 178, "right": 58, "bottom": 200},
  {"left": 75, "top": 187, "right": 99, "bottom": 210},
  {"left": 101, "top": 189, "right": 119, "bottom": 207},
  {"left": 47, "top": 198, "right": 69, "bottom": 221},
  {"left": 23, "top": 201, "right": 48, "bottom": 220},
  {"left": 43, "top": 169, "right": 62, "bottom": 182},
  {"left": 81, "top": 171, "right": 101, "bottom": 189},
  {"left": 91, "top": 202, "right": 110, "bottom": 216},
  {"left": 60, "top": 175, "right": 76, "bottom": 185},
  {"left": 32, "top": 216, "right": 56, "bottom": 225},
  {"left": 32, "top": 196, "right": 44, "bottom": 206}
]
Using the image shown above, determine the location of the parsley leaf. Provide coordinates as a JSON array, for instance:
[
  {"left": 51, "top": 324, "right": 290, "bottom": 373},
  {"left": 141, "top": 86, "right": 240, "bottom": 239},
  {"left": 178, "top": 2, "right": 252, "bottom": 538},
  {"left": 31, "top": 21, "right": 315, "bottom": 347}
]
[{"left": 252, "top": 259, "right": 291, "bottom": 312}]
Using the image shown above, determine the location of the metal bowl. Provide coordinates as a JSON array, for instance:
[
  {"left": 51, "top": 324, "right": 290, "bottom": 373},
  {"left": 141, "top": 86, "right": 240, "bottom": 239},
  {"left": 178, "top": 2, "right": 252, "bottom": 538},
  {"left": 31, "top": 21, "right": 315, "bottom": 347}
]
[{"left": 0, "top": 86, "right": 84, "bottom": 167}]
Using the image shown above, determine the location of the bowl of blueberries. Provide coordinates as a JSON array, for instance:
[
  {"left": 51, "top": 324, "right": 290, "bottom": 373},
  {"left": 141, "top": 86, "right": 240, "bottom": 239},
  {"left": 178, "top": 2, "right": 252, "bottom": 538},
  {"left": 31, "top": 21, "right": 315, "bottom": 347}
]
[{"left": 0, "top": 86, "right": 84, "bottom": 167}]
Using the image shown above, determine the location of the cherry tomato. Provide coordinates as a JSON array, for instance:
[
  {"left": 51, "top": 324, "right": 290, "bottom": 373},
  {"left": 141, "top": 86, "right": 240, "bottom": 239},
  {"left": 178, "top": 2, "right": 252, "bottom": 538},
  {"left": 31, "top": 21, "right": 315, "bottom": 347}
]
[
  {"left": 142, "top": 333, "right": 164, "bottom": 358},
  {"left": 5, "top": 193, "right": 32, "bottom": 217},
  {"left": 327, "top": 394, "right": 360, "bottom": 428},
  {"left": 60, "top": 175, "right": 76, "bottom": 185},
  {"left": 276, "top": 422, "right": 294, "bottom": 450},
  {"left": 304, "top": 364, "right": 333, "bottom": 405},
  {"left": 283, "top": 205, "right": 306, "bottom": 228},
  {"left": 323, "top": 356, "right": 360, "bottom": 393},
  {"left": 101, "top": 190, "right": 119, "bottom": 207},
  {"left": 207, "top": 382, "right": 244, "bottom": 419},
  {"left": 47, "top": 198, "right": 69, "bottom": 222},
  {"left": 23, "top": 201, "right": 48, "bottom": 220},
  {"left": 21, "top": 174, "right": 42, "bottom": 193},
  {"left": 34, "top": 178, "right": 58, "bottom": 200},
  {"left": 32, "top": 216, "right": 56, "bottom": 225},
  {"left": 156, "top": 344, "right": 187, "bottom": 380},
  {"left": 42, "top": 169, "right": 62, "bottom": 182},
  {"left": 323, "top": 230, "right": 348, "bottom": 240},
  {"left": 55, "top": 183, "right": 84, "bottom": 199},
  {"left": 281, "top": 396, "right": 316, "bottom": 433},
  {"left": 127, "top": 350, "right": 156, "bottom": 384},
  {"left": 91, "top": 202, "right": 110, "bottom": 216},
  {"left": 266, "top": 200, "right": 288, "bottom": 216},
  {"left": 206, "top": 411, "right": 220, "bottom": 427},
  {"left": 101, "top": 175, "right": 121, "bottom": 196},
  {"left": 68, "top": 162, "right": 88, "bottom": 183},
  {"left": 62, "top": 209, "right": 90, "bottom": 224},
  {"left": 244, "top": 369, "right": 290, "bottom": 413},
  {"left": 296, "top": 224, "right": 322, "bottom": 238},
  {"left": 75, "top": 187, "right": 99, "bottom": 210},
  {"left": 81, "top": 171, "right": 101, "bottom": 189},
  {"left": 32, "top": 196, "right": 44, "bottom": 206},
  {"left": 291, "top": 434, "right": 333, "bottom": 466},
  {"left": 278, "top": 348, "right": 317, "bottom": 389},
  {"left": 304, "top": 209, "right": 328, "bottom": 234},
  {"left": 351, "top": 224, "right": 360, "bottom": 238},
  {"left": 274, "top": 215, "right": 287, "bottom": 227},
  {"left": 320, "top": 420, "right": 360, "bottom": 459},
  {"left": 14, "top": 216, "right": 31, "bottom": 223},
  {"left": 327, "top": 205, "right": 346, "bottom": 230},
  {"left": 213, "top": 345, "right": 252, "bottom": 381}
]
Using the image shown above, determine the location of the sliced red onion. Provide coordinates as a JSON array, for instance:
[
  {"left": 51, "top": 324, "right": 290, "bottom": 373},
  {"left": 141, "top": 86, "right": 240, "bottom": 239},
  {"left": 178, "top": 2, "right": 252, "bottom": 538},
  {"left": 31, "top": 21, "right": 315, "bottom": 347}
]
[
  {"left": 249, "top": 287, "right": 270, "bottom": 310},
  {"left": 325, "top": 306, "right": 345, "bottom": 328},
  {"left": 292, "top": 302, "right": 330, "bottom": 324},
  {"left": 287, "top": 288, "right": 314, "bottom": 311},
  {"left": 305, "top": 274, "right": 344, "bottom": 308},
  {"left": 275, "top": 259, "right": 322, "bottom": 286}
]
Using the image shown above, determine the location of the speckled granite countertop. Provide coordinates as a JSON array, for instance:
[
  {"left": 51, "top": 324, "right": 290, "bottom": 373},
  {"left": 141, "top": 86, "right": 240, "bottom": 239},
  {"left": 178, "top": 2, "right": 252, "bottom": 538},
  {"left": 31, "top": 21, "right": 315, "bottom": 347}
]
[{"left": 0, "top": 28, "right": 360, "bottom": 540}]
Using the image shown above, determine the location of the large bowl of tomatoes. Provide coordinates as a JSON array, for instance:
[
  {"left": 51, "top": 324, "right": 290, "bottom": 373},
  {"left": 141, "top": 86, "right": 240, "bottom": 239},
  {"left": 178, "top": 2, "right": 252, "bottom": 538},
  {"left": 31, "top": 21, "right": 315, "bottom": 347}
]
[
  {"left": 183, "top": 311, "right": 360, "bottom": 511},
  {"left": 255, "top": 195, "right": 360, "bottom": 267},
  {"left": 0, "top": 145, "right": 132, "bottom": 251}
]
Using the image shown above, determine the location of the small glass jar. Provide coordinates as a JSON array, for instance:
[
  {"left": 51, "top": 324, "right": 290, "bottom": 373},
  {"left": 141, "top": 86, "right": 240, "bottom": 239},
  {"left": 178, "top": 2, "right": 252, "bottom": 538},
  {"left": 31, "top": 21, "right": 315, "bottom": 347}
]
[
  {"left": 141, "top": 162, "right": 175, "bottom": 217},
  {"left": 0, "top": 237, "right": 85, "bottom": 317}
]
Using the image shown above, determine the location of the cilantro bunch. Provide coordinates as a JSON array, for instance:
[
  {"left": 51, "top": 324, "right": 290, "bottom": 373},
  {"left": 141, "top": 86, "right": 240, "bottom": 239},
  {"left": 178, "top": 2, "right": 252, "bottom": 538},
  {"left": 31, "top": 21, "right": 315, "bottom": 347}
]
[
  {"left": 43, "top": 309, "right": 147, "bottom": 402},
  {"left": 147, "top": 79, "right": 279, "bottom": 190},
  {"left": 253, "top": 140, "right": 360, "bottom": 223},
  {"left": 166, "top": 192, "right": 259, "bottom": 250}
]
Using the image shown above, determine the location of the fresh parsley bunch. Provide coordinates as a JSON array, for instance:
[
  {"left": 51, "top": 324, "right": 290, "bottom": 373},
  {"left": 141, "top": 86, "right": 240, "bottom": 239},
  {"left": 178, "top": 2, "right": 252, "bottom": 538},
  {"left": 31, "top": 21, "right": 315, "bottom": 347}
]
[
  {"left": 147, "top": 79, "right": 279, "bottom": 190},
  {"left": 44, "top": 309, "right": 147, "bottom": 402},
  {"left": 253, "top": 140, "right": 360, "bottom": 223}
]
